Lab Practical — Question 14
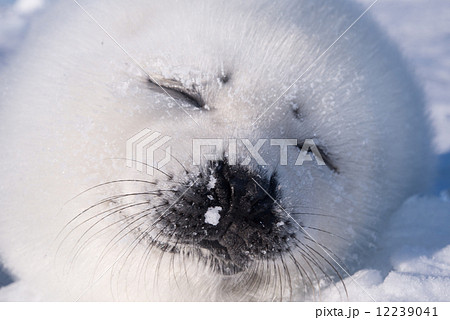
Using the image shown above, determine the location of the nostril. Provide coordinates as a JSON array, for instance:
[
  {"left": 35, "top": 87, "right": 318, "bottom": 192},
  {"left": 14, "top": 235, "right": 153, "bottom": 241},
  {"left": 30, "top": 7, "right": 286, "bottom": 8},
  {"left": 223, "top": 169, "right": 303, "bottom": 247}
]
[{"left": 209, "top": 160, "right": 279, "bottom": 231}]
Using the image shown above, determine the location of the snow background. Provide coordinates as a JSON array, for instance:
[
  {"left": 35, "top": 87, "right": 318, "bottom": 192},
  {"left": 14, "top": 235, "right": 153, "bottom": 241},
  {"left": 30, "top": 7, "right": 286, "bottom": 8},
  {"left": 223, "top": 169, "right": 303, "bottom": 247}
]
[{"left": 0, "top": 0, "right": 449, "bottom": 301}]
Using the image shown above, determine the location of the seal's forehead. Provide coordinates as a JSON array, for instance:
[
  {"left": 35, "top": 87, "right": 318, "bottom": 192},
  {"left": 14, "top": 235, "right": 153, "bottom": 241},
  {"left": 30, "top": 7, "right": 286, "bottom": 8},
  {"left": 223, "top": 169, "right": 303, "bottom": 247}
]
[
  {"left": 88, "top": 0, "right": 365, "bottom": 81},
  {"left": 94, "top": 0, "right": 313, "bottom": 69}
]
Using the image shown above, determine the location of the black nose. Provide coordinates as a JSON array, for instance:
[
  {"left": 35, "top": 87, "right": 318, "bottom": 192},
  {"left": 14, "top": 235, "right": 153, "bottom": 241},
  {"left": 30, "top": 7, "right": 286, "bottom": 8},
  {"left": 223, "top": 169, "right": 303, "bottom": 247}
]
[
  {"left": 157, "top": 160, "right": 294, "bottom": 274},
  {"left": 211, "top": 160, "right": 279, "bottom": 230}
]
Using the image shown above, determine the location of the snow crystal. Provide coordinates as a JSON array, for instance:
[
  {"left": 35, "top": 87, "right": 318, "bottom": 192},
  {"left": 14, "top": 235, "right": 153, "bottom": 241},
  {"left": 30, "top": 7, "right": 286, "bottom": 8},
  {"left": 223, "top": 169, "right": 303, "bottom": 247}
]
[
  {"left": 204, "top": 206, "right": 222, "bottom": 226},
  {"left": 206, "top": 175, "right": 216, "bottom": 190}
]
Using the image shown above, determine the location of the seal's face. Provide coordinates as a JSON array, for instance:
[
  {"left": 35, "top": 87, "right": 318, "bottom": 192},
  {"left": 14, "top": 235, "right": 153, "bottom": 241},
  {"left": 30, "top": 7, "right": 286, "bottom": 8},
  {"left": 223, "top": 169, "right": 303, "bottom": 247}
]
[{"left": 0, "top": 0, "right": 431, "bottom": 301}]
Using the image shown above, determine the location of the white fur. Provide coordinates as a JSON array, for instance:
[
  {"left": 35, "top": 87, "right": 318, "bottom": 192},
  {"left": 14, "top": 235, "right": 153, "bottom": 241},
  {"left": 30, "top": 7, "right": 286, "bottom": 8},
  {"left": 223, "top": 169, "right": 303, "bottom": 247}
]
[{"left": 0, "top": 0, "right": 432, "bottom": 301}]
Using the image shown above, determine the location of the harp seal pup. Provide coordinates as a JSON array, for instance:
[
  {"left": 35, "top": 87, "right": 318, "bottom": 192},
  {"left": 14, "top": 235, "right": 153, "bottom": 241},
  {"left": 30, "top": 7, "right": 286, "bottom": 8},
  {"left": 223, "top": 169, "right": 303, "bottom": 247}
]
[{"left": 0, "top": 0, "right": 432, "bottom": 301}]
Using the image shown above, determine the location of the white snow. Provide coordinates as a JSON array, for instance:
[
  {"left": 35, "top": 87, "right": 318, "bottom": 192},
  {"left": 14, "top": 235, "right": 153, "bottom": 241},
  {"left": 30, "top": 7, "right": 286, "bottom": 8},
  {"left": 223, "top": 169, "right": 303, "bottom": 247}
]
[
  {"left": 206, "top": 175, "right": 216, "bottom": 190},
  {"left": 315, "top": 0, "right": 450, "bottom": 301},
  {"left": 0, "top": 0, "right": 45, "bottom": 53},
  {"left": 356, "top": 0, "right": 450, "bottom": 154},
  {"left": 322, "top": 194, "right": 450, "bottom": 301},
  {"left": 204, "top": 206, "right": 222, "bottom": 226},
  {"left": 0, "top": 0, "right": 449, "bottom": 302},
  {"left": 14, "top": 0, "right": 43, "bottom": 14}
]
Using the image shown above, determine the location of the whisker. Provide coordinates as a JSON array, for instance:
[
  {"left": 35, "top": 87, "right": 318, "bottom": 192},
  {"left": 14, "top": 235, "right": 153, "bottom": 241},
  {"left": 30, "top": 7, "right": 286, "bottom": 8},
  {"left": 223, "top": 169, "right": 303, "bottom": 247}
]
[
  {"left": 287, "top": 250, "right": 315, "bottom": 298},
  {"left": 67, "top": 203, "right": 167, "bottom": 271},
  {"left": 108, "top": 157, "right": 176, "bottom": 180},
  {"left": 57, "top": 190, "right": 175, "bottom": 241},
  {"left": 58, "top": 201, "right": 150, "bottom": 257},
  {"left": 302, "top": 225, "right": 349, "bottom": 242},
  {"left": 304, "top": 243, "right": 348, "bottom": 300},
  {"left": 60, "top": 179, "right": 157, "bottom": 209}
]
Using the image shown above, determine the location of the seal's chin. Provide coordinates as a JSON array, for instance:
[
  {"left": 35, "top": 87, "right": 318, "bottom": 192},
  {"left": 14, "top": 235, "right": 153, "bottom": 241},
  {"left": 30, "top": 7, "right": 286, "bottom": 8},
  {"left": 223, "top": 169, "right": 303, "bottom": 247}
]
[
  {"left": 149, "top": 160, "right": 298, "bottom": 276},
  {"left": 198, "top": 239, "right": 244, "bottom": 275},
  {"left": 150, "top": 236, "right": 245, "bottom": 275}
]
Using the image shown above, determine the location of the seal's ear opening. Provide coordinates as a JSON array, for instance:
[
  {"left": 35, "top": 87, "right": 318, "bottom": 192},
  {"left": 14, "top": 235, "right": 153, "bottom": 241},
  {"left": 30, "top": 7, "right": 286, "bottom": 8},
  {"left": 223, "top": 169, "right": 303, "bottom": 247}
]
[{"left": 0, "top": 260, "right": 15, "bottom": 288}]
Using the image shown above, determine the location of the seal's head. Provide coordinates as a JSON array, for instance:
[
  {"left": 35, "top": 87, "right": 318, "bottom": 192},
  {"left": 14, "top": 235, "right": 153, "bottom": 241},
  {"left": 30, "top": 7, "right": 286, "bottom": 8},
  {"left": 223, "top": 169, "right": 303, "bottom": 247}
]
[{"left": 0, "top": 0, "right": 432, "bottom": 301}]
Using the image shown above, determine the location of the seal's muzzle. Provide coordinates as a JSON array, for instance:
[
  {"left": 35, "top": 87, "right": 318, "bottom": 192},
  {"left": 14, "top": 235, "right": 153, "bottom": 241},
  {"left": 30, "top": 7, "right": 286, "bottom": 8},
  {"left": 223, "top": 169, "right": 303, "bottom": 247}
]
[{"left": 158, "top": 160, "right": 296, "bottom": 274}]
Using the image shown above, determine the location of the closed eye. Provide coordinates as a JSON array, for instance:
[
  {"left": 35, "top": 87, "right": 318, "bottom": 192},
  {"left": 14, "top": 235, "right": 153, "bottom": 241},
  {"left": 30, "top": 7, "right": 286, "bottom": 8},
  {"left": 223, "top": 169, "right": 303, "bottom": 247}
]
[
  {"left": 147, "top": 77, "right": 205, "bottom": 109},
  {"left": 297, "top": 141, "right": 339, "bottom": 173}
]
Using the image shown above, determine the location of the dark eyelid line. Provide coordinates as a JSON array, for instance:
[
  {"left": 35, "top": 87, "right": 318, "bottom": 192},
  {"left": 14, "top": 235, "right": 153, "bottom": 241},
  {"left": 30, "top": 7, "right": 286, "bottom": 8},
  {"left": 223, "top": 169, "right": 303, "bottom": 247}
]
[
  {"left": 147, "top": 77, "right": 205, "bottom": 109},
  {"left": 297, "top": 142, "right": 339, "bottom": 173}
]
